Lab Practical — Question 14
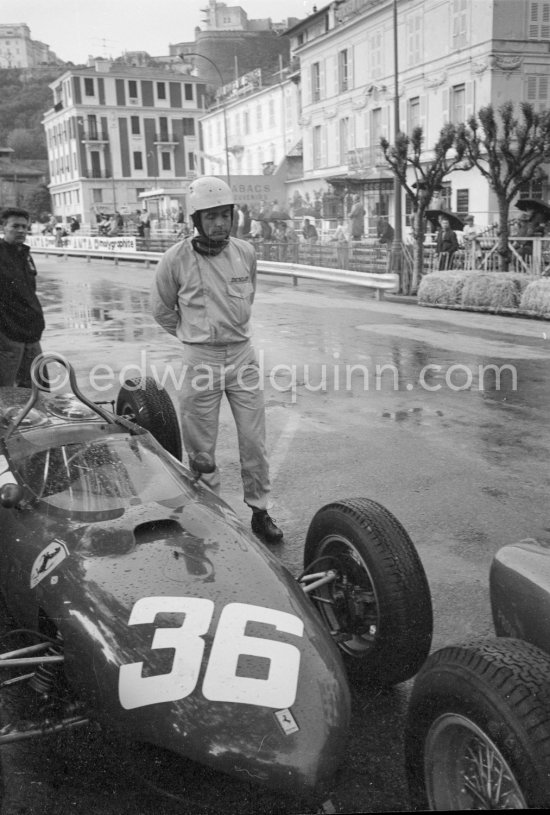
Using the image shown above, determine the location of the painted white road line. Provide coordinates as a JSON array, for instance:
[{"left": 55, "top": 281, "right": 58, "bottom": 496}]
[{"left": 268, "top": 410, "right": 301, "bottom": 483}]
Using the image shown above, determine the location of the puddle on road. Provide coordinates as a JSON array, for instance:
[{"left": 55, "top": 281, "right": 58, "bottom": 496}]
[{"left": 381, "top": 407, "right": 445, "bottom": 422}]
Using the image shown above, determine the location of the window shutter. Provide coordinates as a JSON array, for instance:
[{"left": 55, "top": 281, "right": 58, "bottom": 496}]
[
  {"left": 529, "top": 1, "right": 539, "bottom": 37},
  {"left": 528, "top": 1, "right": 550, "bottom": 37},
  {"left": 321, "top": 124, "right": 328, "bottom": 167},
  {"left": 441, "top": 88, "right": 450, "bottom": 123},
  {"left": 303, "top": 128, "right": 312, "bottom": 171},
  {"left": 527, "top": 75, "right": 538, "bottom": 101},
  {"left": 334, "top": 120, "right": 341, "bottom": 165},
  {"left": 348, "top": 45, "right": 354, "bottom": 91},
  {"left": 327, "top": 54, "right": 337, "bottom": 97},
  {"left": 399, "top": 98, "right": 407, "bottom": 134},
  {"left": 383, "top": 106, "right": 391, "bottom": 142},
  {"left": 465, "top": 81, "right": 474, "bottom": 120},
  {"left": 420, "top": 95, "right": 427, "bottom": 132},
  {"left": 320, "top": 60, "right": 326, "bottom": 100},
  {"left": 306, "top": 65, "right": 312, "bottom": 106},
  {"left": 407, "top": 16, "right": 414, "bottom": 67},
  {"left": 364, "top": 110, "right": 371, "bottom": 150},
  {"left": 540, "top": 74, "right": 549, "bottom": 103},
  {"left": 415, "top": 15, "right": 422, "bottom": 63}
]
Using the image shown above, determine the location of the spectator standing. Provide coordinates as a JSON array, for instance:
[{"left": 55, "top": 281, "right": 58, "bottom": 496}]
[
  {"left": 69, "top": 217, "right": 80, "bottom": 233},
  {"left": 0, "top": 207, "right": 48, "bottom": 389},
  {"left": 435, "top": 216, "right": 459, "bottom": 269},
  {"left": 273, "top": 221, "right": 289, "bottom": 261},
  {"left": 349, "top": 194, "right": 366, "bottom": 241},
  {"left": 462, "top": 214, "right": 481, "bottom": 264},
  {"left": 377, "top": 218, "right": 394, "bottom": 247},
  {"left": 108, "top": 214, "right": 119, "bottom": 236},
  {"left": 236, "top": 204, "right": 246, "bottom": 238},
  {"left": 139, "top": 210, "right": 151, "bottom": 243},
  {"left": 377, "top": 218, "right": 395, "bottom": 272},
  {"left": 302, "top": 217, "right": 318, "bottom": 244},
  {"left": 151, "top": 176, "right": 283, "bottom": 544},
  {"left": 240, "top": 203, "right": 251, "bottom": 237},
  {"left": 231, "top": 204, "right": 240, "bottom": 237},
  {"left": 331, "top": 218, "right": 349, "bottom": 268},
  {"left": 249, "top": 216, "right": 263, "bottom": 242}
]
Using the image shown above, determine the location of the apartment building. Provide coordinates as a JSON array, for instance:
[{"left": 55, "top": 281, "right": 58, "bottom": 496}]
[
  {"left": 284, "top": 0, "right": 550, "bottom": 232},
  {"left": 199, "top": 67, "right": 301, "bottom": 180},
  {"left": 42, "top": 60, "right": 207, "bottom": 225}
]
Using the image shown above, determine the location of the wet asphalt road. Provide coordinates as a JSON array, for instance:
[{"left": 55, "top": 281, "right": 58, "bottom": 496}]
[{"left": 1, "top": 255, "right": 550, "bottom": 814}]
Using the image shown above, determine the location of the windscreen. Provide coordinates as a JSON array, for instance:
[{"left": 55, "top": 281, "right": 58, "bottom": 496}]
[{"left": 15, "top": 434, "right": 188, "bottom": 514}]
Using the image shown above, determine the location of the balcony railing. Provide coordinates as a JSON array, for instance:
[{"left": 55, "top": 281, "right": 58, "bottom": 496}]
[
  {"left": 81, "top": 170, "right": 112, "bottom": 179},
  {"left": 81, "top": 130, "right": 109, "bottom": 142},
  {"left": 154, "top": 132, "right": 179, "bottom": 143}
]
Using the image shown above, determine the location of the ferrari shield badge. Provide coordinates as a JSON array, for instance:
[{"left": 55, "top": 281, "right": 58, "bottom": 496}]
[
  {"left": 274, "top": 708, "right": 299, "bottom": 736},
  {"left": 30, "top": 540, "right": 69, "bottom": 589}
]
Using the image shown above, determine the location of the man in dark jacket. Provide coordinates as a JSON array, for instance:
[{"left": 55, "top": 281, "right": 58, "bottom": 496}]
[
  {"left": 0, "top": 207, "right": 47, "bottom": 388},
  {"left": 435, "top": 216, "right": 459, "bottom": 270}
]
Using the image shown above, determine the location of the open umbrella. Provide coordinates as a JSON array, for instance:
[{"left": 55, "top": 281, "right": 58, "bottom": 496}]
[
  {"left": 266, "top": 208, "right": 291, "bottom": 220},
  {"left": 515, "top": 198, "right": 550, "bottom": 221},
  {"left": 425, "top": 209, "right": 465, "bottom": 231}
]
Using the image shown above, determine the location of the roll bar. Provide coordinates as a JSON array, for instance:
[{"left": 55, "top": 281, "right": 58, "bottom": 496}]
[{"left": 3, "top": 353, "right": 118, "bottom": 442}]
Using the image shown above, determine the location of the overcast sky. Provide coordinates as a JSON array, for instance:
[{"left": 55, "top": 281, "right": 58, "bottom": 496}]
[{"left": 14, "top": 0, "right": 311, "bottom": 64}]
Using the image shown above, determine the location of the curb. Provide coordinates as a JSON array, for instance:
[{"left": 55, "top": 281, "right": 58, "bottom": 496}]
[{"left": 384, "top": 293, "right": 418, "bottom": 305}]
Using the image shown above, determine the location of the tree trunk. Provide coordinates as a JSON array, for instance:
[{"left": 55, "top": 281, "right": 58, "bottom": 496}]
[
  {"left": 497, "top": 195, "right": 510, "bottom": 272},
  {"left": 410, "top": 209, "right": 425, "bottom": 294}
]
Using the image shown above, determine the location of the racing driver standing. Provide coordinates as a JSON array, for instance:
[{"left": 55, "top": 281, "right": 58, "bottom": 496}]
[{"left": 151, "top": 176, "right": 283, "bottom": 545}]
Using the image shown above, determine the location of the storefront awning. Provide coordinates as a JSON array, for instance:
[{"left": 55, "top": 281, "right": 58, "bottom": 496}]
[{"left": 326, "top": 167, "right": 395, "bottom": 189}]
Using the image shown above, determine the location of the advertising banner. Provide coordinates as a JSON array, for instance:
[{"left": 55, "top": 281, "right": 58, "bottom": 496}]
[
  {"left": 28, "top": 236, "right": 137, "bottom": 252},
  {"left": 221, "top": 175, "right": 286, "bottom": 213}
]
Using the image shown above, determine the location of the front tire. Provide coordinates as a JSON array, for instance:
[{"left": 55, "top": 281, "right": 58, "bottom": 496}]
[
  {"left": 116, "top": 377, "right": 182, "bottom": 460},
  {"left": 406, "top": 638, "right": 550, "bottom": 810},
  {"left": 303, "top": 498, "right": 432, "bottom": 687}
]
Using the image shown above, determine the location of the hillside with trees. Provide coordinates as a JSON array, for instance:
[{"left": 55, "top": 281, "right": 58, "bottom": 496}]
[{"left": 0, "top": 68, "right": 61, "bottom": 159}]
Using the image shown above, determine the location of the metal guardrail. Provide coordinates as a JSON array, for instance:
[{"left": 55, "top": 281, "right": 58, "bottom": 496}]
[{"left": 30, "top": 246, "right": 399, "bottom": 299}]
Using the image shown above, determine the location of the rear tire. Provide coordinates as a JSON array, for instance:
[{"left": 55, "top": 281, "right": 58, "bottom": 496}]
[
  {"left": 116, "top": 377, "right": 182, "bottom": 460},
  {"left": 406, "top": 638, "right": 550, "bottom": 810},
  {"left": 303, "top": 498, "right": 432, "bottom": 687}
]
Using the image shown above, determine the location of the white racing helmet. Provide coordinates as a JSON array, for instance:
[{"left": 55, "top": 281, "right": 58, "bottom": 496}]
[{"left": 189, "top": 176, "right": 234, "bottom": 214}]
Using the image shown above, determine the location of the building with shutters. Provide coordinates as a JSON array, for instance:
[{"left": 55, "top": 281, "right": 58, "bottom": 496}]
[
  {"left": 42, "top": 60, "right": 207, "bottom": 225},
  {"left": 199, "top": 66, "right": 301, "bottom": 178},
  {"left": 282, "top": 0, "right": 550, "bottom": 234}
]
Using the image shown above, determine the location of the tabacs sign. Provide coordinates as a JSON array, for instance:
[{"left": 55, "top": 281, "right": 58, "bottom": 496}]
[{"left": 220, "top": 175, "right": 286, "bottom": 212}]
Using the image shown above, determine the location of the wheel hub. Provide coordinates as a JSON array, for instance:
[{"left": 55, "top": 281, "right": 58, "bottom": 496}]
[{"left": 426, "top": 714, "right": 527, "bottom": 809}]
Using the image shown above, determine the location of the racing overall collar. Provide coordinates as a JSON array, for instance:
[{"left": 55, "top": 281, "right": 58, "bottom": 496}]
[
  {"left": 191, "top": 208, "right": 233, "bottom": 256},
  {"left": 191, "top": 233, "right": 230, "bottom": 256}
]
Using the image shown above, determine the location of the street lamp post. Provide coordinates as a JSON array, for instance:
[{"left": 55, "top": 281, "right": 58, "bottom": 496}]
[
  {"left": 392, "top": 0, "right": 403, "bottom": 282},
  {"left": 180, "top": 52, "right": 231, "bottom": 186}
]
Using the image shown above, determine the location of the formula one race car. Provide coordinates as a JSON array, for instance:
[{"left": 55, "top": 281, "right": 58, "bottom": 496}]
[
  {"left": 0, "top": 354, "right": 433, "bottom": 805},
  {"left": 406, "top": 538, "right": 550, "bottom": 810}
]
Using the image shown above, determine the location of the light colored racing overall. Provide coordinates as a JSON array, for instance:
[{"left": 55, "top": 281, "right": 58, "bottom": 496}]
[{"left": 151, "top": 236, "right": 270, "bottom": 510}]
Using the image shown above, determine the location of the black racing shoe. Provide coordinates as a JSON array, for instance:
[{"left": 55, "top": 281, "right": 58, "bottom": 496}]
[{"left": 251, "top": 510, "right": 284, "bottom": 544}]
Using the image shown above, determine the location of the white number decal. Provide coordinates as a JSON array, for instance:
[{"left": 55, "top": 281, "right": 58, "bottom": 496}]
[
  {"left": 203, "top": 603, "right": 303, "bottom": 708},
  {"left": 119, "top": 596, "right": 214, "bottom": 710},
  {"left": 118, "top": 598, "right": 303, "bottom": 711}
]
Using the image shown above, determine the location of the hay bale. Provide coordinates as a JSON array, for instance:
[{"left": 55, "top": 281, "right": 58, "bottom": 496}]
[
  {"left": 417, "top": 271, "right": 469, "bottom": 306},
  {"left": 461, "top": 272, "right": 530, "bottom": 311},
  {"left": 519, "top": 278, "right": 550, "bottom": 317}
]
